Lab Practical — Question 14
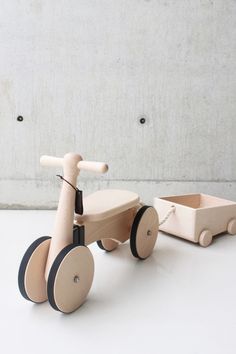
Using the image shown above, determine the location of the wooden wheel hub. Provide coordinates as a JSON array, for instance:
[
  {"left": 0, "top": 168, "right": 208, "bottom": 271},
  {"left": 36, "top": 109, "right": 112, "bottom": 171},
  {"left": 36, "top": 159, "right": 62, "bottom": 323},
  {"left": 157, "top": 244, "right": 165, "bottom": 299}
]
[{"left": 47, "top": 245, "right": 94, "bottom": 313}]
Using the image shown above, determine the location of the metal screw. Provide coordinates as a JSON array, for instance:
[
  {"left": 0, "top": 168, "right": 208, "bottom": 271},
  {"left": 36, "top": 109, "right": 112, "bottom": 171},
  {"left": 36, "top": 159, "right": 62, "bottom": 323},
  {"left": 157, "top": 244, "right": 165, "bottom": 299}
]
[
  {"left": 147, "top": 230, "right": 152, "bottom": 236},
  {"left": 74, "top": 275, "right": 80, "bottom": 283},
  {"left": 17, "top": 116, "right": 24, "bottom": 122}
]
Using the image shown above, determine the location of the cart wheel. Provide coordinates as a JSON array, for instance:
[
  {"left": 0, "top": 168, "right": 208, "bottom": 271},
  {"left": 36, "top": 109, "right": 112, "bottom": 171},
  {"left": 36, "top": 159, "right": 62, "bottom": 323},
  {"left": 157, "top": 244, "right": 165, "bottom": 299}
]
[
  {"left": 18, "top": 236, "right": 51, "bottom": 303},
  {"left": 199, "top": 230, "right": 212, "bottom": 247},
  {"left": 97, "top": 239, "right": 119, "bottom": 252},
  {"left": 47, "top": 244, "right": 94, "bottom": 313},
  {"left": 227, "top": 219, "right": 236, "bottom": 235},
  {"left": 130, "top": 206, "right": 159, "bottom": 260}
]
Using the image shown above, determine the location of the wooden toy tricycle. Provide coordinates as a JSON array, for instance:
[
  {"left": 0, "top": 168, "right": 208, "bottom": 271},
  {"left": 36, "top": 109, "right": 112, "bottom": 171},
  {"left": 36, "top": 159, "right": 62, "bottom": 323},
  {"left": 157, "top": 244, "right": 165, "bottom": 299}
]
[{"left": 18, "top": 153, "right": 159, "bottom": 313}]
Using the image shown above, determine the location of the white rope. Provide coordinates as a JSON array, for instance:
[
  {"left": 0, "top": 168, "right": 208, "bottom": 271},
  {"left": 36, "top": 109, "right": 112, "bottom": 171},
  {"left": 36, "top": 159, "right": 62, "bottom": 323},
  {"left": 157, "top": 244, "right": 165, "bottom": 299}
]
[{"left": 159, "top": 205, "right": 175, "bottom": 226}]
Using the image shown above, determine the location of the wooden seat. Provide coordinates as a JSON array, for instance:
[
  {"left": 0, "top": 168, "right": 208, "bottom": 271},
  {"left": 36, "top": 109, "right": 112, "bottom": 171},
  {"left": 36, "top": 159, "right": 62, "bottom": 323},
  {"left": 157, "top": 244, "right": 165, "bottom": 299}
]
[{"left": 75, "top": 189, "right": 140, "bottom": 222}]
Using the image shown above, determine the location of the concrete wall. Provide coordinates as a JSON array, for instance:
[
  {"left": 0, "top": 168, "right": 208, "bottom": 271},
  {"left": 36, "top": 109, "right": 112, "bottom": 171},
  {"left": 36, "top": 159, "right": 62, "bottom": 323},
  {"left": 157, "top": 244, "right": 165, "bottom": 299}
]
[{"left": 0, "top": 0, "right": 236, "bottom": 208}]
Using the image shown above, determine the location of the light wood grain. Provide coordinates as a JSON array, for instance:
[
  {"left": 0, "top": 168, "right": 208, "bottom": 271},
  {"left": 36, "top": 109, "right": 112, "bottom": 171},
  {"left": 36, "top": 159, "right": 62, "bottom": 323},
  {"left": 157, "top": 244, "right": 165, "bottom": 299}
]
[{"left": 53, "top": 246, "right": 94, "bottom": 313}]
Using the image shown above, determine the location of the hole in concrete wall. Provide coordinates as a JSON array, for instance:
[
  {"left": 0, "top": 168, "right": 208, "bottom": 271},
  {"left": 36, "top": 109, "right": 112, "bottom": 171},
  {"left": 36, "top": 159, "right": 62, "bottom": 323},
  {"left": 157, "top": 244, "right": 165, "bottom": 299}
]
[
  {"left": 138, "top": 116, "right": 148, "bottom": 125},
  {"left": 140, "top": 117, "right": 146, "bottom": 124}
]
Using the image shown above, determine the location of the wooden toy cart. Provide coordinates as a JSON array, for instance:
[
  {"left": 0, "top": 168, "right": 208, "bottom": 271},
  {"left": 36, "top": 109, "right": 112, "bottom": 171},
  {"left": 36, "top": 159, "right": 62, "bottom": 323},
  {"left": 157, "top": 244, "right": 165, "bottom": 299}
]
[
  {"left": 18, "top": 153, "right": 159, "bottom": 313},
  {"left": 154, "top": 194, "right": 236, "bottom": 247}
]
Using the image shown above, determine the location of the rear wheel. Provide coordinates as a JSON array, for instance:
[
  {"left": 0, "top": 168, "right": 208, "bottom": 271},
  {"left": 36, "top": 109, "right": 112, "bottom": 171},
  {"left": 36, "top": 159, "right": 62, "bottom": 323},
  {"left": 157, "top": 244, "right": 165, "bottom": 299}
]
[
  {"left": 18, "top": 236, "right": 51, "bottom": 303},
  {"left": 97, "top": 239, "right": 119, "bottom": 252},
  {"left": 130, "top": 206, "right": 159, "bottom": 260}
]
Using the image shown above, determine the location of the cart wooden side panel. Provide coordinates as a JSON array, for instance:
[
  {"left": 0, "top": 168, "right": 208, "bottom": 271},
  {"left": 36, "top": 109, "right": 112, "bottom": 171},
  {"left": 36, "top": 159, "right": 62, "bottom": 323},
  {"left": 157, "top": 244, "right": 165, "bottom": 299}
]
[
  {"left": 154, "top": 197, "right": 198, "bottom": 242},
  {"left": 195, "top": 204, "right": 236, "bottom": 241}
]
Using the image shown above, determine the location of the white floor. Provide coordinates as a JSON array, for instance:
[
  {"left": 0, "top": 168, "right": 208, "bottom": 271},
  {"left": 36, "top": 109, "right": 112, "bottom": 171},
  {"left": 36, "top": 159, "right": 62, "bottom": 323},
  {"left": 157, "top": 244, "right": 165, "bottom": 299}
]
[{"left": 1, "top": 210, "right": 236, "bottom": 354}]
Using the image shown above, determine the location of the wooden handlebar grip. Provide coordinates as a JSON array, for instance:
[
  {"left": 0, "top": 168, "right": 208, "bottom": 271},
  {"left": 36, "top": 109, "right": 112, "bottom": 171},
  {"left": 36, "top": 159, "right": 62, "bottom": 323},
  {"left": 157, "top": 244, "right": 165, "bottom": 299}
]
[
  {"left": 77, "top": 160, "right": 108, "bottom": 173},
  {"left": 40, "top": 155, "right": 64, "bottom": 167}
]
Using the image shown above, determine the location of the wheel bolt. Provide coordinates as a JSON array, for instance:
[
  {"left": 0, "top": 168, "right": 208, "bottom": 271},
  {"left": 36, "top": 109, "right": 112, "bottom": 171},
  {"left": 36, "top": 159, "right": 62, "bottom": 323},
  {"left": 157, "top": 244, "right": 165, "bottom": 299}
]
[{"left": 74, "top": 275, "right": 80, "bottom": 283}]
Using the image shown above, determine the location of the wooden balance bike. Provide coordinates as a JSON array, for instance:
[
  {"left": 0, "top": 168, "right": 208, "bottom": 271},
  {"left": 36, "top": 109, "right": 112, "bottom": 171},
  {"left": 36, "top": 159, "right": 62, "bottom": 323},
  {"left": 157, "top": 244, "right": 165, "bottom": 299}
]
[{"left": 18, "top": 153, "right": 159, "bottom": 313}]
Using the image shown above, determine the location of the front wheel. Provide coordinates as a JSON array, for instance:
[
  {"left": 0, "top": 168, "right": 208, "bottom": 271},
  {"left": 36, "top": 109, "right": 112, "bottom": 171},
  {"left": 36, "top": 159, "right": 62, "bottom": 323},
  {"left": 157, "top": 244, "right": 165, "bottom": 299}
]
[
  {"left": 47, "top": 244, "right": 94, "bottom": 313},
  {"left": 199, "top": 230, "right": 213, "bottom": 247},
  {"left": 227, "top": 219, "right": 236, "bottom": 235},
  {"left": 18, "top": 236, "right": 51, "bottom": 303},
  {"left": 130, "top": 206, "right": 159, "bottom": 260}
]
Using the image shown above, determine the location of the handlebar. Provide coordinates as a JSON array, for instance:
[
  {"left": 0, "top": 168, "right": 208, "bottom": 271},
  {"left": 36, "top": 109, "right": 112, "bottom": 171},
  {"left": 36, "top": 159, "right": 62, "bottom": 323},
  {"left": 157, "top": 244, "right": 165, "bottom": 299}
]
[
  {"left": 40, "top": 156, "right": 63, "bottom": 167},
  {"left": 77, "top": 160, "right": 108, "bottom": 173},
  {"left": 40, "top": 155, "right": 108, "bottom": 174}
]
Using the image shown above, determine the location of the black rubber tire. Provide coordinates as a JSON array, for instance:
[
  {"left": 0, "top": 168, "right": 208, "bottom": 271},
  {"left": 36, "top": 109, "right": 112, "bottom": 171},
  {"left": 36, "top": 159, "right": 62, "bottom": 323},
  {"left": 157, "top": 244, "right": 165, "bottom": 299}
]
[
  {"left": 47, "top": 244, "right": 94, "bottom": 314},
  {"left": 96, "top": 239, "right": 118, "bottom": 252},
  {"left": 130, "top": 206, "right": 158, "bottom": 260},
  {"left": 97, "top": 240, "right": 109, "bottom": 251},
  {"left": 18, "top": 236, "right": 51, "bottom": 302}
]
